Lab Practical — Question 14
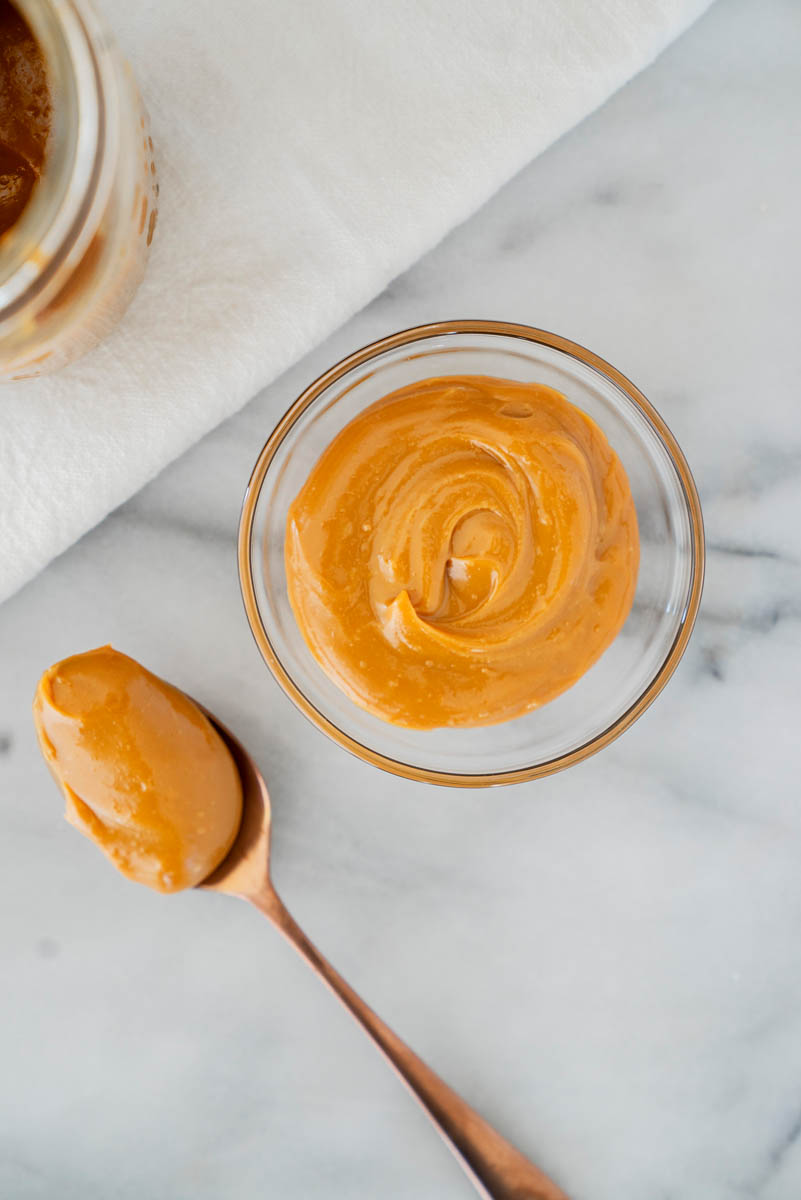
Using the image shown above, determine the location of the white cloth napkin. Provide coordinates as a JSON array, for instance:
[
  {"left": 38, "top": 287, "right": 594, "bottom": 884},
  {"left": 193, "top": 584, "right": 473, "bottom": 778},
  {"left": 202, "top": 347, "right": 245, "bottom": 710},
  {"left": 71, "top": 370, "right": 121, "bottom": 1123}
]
[{"left": 0, "top": 0, "right": 711, "bottom": 604}]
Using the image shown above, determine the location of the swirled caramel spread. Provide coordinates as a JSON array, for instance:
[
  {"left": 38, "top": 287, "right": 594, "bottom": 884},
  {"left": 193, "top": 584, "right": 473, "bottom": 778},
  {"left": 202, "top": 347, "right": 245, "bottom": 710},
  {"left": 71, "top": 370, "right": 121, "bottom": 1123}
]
[
  {"left": 286, "top": 376, "right": 639, "bottom": 729},
  {"left": 33, "top": 647, "right": 242, "bottom": 892},
  {"left": 0, "top": 0, "right": 51, "bottom": 237}
]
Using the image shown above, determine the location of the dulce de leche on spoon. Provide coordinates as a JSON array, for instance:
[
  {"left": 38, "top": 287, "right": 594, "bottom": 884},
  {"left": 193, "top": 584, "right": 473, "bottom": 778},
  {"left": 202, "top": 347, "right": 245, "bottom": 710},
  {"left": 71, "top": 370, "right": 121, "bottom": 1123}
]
[
  {"left": 32, "top": 645, "right": 569, "bottom": 1200},
  {"left": 33, "top": 646, "right": 242, "bottom": 892}
]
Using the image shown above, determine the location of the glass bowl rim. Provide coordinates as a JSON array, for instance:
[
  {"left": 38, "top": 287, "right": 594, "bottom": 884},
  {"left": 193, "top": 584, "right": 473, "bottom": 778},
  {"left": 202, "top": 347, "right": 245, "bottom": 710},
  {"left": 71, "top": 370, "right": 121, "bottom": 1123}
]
[{"left": 238, "top": 319, "right": 705, "bottom": 788}]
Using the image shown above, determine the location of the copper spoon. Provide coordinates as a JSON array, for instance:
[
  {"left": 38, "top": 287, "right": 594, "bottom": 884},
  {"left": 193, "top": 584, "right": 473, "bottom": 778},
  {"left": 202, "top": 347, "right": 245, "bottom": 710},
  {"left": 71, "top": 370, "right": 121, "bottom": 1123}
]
[{"left": 200, "top": 709, "right": 569, "bottom": 1200}]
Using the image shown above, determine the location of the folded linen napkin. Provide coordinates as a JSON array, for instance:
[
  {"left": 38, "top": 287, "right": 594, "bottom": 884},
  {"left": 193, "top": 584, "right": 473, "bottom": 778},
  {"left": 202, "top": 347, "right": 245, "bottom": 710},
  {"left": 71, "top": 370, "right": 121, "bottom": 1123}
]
[{"left": 0, "top": 0, "right": 711, "bottom": 604}]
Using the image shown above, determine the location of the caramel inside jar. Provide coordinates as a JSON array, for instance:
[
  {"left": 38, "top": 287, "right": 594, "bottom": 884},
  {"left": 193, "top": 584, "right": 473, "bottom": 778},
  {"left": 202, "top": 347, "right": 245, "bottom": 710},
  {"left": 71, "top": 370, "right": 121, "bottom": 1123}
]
[{"left": 0, "top": 0, "right": 51, "bottom": 238}]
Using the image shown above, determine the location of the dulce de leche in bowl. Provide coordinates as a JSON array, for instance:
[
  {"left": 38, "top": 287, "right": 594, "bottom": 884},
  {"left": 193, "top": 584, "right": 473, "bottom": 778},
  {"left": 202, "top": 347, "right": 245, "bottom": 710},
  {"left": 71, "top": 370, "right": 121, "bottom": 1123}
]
[
  {"left": 286, "top": 375, "right": 640, "bottom": 730},
  {"left": 240, "top": 322, "right": 704, "bottom": 785}
]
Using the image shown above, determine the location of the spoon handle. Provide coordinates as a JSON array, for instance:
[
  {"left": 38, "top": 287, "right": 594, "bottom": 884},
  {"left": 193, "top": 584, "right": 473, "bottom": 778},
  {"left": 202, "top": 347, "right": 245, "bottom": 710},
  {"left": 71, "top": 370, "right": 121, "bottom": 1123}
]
[{"left": 248, "top": 886, "right": 569, "bottom": 1200}]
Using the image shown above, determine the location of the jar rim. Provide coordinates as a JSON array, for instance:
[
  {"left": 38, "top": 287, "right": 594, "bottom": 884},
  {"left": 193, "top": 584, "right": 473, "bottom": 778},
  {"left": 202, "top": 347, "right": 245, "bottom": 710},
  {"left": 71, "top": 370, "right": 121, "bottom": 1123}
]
[{"left": 0, "top": 0, "right": 108, "bottom": 315}]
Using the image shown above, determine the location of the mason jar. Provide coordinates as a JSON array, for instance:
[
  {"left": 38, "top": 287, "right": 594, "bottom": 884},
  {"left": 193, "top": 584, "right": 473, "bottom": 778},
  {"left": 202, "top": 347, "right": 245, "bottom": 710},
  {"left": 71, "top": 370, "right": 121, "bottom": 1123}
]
[{"left": 0, "top": 0, "right": 157, "bottom": 380}]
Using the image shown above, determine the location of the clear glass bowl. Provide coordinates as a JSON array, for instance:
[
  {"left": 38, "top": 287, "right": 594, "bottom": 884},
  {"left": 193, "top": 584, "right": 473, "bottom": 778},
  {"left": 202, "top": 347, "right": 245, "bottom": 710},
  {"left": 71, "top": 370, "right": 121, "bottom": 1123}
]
[{"left": 239, "top": 321, "right": 704, "bottom": 787}]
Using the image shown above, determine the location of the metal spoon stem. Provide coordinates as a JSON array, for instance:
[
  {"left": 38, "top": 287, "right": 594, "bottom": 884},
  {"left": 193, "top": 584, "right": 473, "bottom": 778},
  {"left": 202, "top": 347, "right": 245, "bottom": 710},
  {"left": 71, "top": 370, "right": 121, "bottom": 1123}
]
[
  {"left": 249, "top": 882, "right": 568, "bottom": 1200},
  {"left": 201, "top": 711, "right": 568, "bottom": 1200}
]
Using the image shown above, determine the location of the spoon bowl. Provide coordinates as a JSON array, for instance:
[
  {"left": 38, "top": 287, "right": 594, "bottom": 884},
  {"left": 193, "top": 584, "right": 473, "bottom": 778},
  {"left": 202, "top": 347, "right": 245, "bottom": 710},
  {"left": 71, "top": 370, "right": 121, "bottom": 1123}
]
[{"left": 197, "top": 705, "right": 570, "bottom": 1200}]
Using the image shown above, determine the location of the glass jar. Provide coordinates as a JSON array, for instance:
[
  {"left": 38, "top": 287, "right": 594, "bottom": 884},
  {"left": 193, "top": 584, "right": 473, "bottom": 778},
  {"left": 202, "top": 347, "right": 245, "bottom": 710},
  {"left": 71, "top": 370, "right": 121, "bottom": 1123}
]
[{"left": 0, "top": 0, "right": 157, "bottom": 380}]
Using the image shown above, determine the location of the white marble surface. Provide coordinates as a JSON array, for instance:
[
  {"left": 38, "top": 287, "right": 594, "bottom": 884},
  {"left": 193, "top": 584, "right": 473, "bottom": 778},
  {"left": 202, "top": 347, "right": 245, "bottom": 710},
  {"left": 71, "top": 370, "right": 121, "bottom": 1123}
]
[{"left": 2, "top": 1, "right": 801, "bottom": 1197}]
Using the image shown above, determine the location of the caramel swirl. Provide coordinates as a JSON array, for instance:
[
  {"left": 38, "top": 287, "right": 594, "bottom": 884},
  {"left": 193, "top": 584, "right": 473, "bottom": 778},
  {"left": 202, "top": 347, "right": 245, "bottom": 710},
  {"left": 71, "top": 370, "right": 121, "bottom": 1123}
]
[{"left": 286, "top": 376, "right": 639, "bottom": 729}]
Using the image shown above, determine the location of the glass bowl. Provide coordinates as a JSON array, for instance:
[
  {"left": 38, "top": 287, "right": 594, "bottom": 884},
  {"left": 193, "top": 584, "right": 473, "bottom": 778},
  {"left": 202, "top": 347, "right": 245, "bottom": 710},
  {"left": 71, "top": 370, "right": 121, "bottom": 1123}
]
[{"left": 238, "top": 321, "right": 704, "bottom": 787}]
